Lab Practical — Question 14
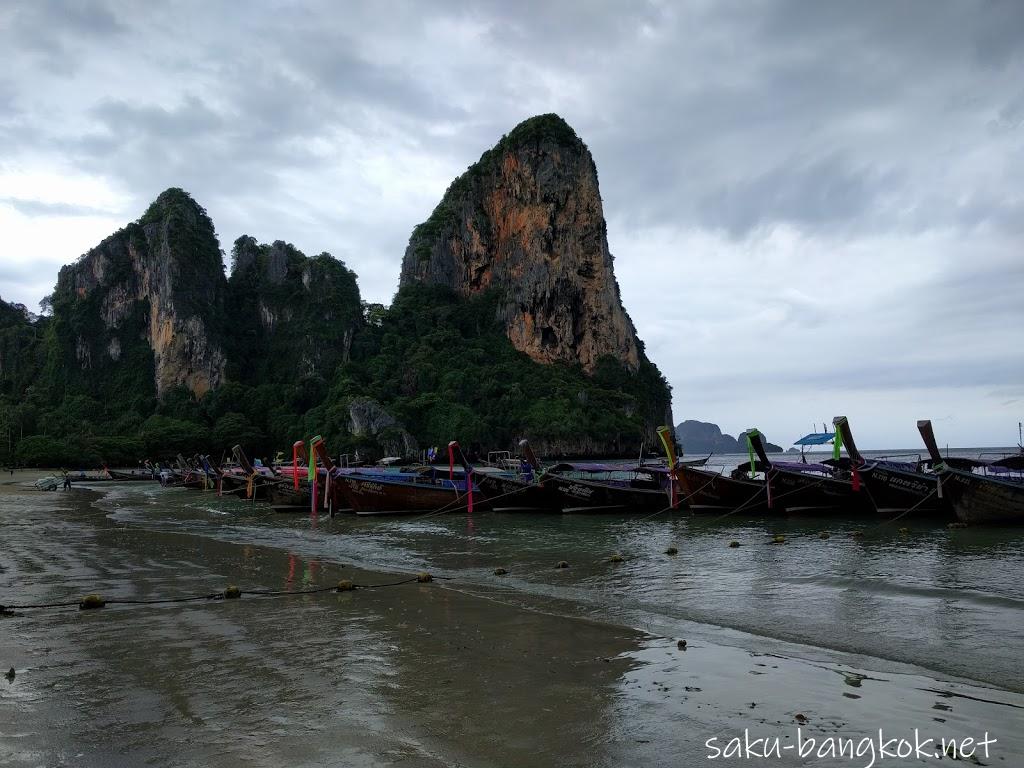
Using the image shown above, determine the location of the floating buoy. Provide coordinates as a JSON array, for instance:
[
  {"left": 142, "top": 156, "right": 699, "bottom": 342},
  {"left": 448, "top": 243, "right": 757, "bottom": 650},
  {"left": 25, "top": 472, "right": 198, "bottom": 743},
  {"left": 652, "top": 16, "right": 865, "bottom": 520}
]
[
  {"left": 794, "top": 713, "right": 808, "bottom": 723},
  {"left": 948, "top": 522, "right": 967, "bottom": 529},
  {"left": 819, "top": 531, "right": 830, "bottom": 539},
  {"left": 336, "top": 580, "right": 355, "bottom": 592},
  {"left": 493, "top": 567, "right": 508, "bottom": 576},
  {"left": 852, "top": 530, "right": 864, "bottom": 537},
  {"left": 677, "top": 639, "right": 687, "bottom": 650},
  {"left": 899, "top": 527, "right": 910, "bottom": 535},
  {"left": 224, "top": 586, "right": 241, "bottom": 600},
  {"left": 728, "top": 540, "right": 741, "bottom": 548},
  {"left": 555, "top": 561, "right": 569, "bottom": 569},
  {"left": 4, "top": 667, "right": 14, "bottom": 682},
  {"left": 771, "top": 535, "right": 785, "bottom": 544},
  {"left": 79, "top": 594, "right": 105, "bottom": 610},
  {"left": 664, "top": 546, "right": 678, "bottom": 556},
  {"left": 608, "top": 554, "right": 624, "bottom": 564},
  {"left": 416, "top": 572, "right": 433, "bottom": 583}
]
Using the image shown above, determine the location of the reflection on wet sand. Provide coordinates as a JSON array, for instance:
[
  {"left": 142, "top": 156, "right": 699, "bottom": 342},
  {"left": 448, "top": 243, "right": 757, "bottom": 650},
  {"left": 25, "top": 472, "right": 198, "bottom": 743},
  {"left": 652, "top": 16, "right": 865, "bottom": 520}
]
[{"left": 2, "top": 477, "right": 1023, "bottom": 766}]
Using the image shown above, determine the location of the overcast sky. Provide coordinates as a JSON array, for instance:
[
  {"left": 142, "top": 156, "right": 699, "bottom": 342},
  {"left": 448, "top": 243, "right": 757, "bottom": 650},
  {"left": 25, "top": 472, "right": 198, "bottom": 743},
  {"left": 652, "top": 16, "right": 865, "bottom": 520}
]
[{"left": 1, "top": 0, "right": 1021, "bottom": 448}]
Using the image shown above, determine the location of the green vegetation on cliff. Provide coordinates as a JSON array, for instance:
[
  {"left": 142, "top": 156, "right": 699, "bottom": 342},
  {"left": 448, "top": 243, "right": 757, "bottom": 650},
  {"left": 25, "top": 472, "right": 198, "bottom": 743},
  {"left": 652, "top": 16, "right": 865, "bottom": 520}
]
[
  {"left": 225, "top": 236, "right": 362, "bottom": 385},
  {"left": 3, "top": 118, "right": 673, "bottom": 466},
  {"left": 330, "top": 284, "right": 671, "bottom": 457}
]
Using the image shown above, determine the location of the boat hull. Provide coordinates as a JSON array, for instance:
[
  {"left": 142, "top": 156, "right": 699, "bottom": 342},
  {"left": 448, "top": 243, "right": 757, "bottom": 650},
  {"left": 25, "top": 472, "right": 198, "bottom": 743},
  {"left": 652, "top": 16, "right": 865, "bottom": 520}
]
[
  {"left": 675, "top": 466, "right": 772, "bottom": 514},
  {"left": 544, "top": 474, "right": 670, "bottom": 513},
  {"left": 336, "top": 475, "right": 478, "bottom": 516},
  {"left": 475, "top": 474, "right": 560, "bottom": 512},
  {"left": 766, "top": 469, "right": 872, "bottom": 514},
  {"left": 267, "top": 482, "right": 312, "bottom": 512},
  {"left": 940, "top": 469, "right": 1024, "bottom": 525},
  {"left": 859, "top": 464, "right": 947, "bottom": 518}
]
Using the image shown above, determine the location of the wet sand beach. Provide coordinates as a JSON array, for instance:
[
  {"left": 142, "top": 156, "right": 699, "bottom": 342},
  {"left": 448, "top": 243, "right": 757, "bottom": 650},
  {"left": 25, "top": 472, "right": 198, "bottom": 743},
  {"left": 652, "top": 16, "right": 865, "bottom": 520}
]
[{"left": 2, "top": 476, "right": 1022, "bottom": 767}]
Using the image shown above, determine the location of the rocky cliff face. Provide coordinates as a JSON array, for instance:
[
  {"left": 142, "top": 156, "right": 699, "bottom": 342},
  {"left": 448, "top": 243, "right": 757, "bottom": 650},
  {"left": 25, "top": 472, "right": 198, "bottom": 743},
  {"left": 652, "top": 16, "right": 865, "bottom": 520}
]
[
  {"left": 347, "top": 397, "right": 418, "bottom": 458},
  {"left": 0, "top": 298, "right": 41, "bottom": 398},
  {"left": 51, "top": 188, "right": 227, "bottom": 400},
  {"left": 399, "top": 114, "right": 641, "bottom": 374},
  {"left": 676, "top": 420, "right": 784, "bottom": 454},
  {"left": 226, "top": 236, "right": 362, "bottom": 384}
]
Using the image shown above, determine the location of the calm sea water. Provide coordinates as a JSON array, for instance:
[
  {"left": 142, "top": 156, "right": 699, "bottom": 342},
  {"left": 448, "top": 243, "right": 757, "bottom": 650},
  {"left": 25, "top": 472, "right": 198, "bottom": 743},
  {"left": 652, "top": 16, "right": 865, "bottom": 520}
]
[{"left": 97, "top": 471, "right": 1024, "bottom": 693}]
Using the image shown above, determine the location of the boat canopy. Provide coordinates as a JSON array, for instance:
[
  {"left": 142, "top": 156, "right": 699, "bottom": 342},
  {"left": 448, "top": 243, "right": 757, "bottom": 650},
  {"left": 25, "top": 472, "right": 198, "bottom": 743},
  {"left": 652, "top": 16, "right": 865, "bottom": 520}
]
[
  {"left": 547, "top": 462, "right": 656, "bottom": 474},
  {"left": 793, "top": 432, "right": 835, "bottom": 446},
  {"left": 771, "top": 460, "right": 834, "bottom": 473}
]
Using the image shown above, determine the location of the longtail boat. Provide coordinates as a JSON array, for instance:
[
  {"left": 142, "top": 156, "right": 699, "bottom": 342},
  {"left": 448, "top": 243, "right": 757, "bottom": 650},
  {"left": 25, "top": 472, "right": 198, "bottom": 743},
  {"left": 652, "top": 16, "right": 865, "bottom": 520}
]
[
  {"left": 749, "top": 427, "right": 873, "bottom": 515},
  {"left": 837, "top": 417, "right": 947, "bottom": 519},
  {"left": 673, "top": 429, "right": 775, "bottom": 514},
  {"left": 919, "top": 420, "right": 1024, "bottom": 525},
  {"left": 334, "top": 441, "right": 483, "bottom": 516},
  {"left": 105, "top": 468, "right": 154, "bottom": 481},
  {"left": 267, "top": 440, "right": 313, "bottom": 512},
  {"left": 542, "top": 462, "right": 671, "bottom": 513},
  {"left": 226, "top": 445, "right": 278, "bottom": 500},
  {"left": 474, "top": 440, "right": 561, "bottom": 512}
]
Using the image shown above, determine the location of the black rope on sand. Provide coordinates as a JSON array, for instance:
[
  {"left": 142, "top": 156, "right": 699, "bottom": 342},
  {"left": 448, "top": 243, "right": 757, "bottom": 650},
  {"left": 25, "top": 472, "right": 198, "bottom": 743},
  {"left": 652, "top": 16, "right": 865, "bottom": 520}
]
[{"left": 0, "top": 574, "right": 446, "bottom": 615}]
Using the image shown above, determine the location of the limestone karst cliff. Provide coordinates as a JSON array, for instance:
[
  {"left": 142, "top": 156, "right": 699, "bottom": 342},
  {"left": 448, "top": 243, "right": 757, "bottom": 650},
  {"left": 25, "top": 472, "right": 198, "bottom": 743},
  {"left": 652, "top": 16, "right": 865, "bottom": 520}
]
[
  {"left": 50, "top": 188, "right": 227, "bottom": 401},
  {"left": 7, "top": 117, "right": 676, "bottom": 464},
  {"left": 399, "top": 114, "right": 642, "bottom": 374},
  {"left": 225, "top": 236, "right": 363, "bottom": 385}
]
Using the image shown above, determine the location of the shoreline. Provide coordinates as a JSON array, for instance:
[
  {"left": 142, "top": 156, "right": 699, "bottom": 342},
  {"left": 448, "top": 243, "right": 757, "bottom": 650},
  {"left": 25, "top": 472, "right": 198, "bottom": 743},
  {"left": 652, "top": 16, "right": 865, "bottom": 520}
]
[{"left": 3, "top": 477, "right": 1023, "bottom": 765}]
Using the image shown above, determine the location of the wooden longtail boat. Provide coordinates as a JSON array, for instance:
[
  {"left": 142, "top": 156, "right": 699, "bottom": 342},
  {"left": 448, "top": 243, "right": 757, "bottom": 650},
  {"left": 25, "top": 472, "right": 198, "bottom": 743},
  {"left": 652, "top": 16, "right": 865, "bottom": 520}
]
[
  {"left": 267, "top": 440, "right": 312, "bottom": 512},
  {"left": 675, "top": 464, "right": 773, "bottom": 514},
  {"left": 542, "top": 463, "right": 671, "bottom": 513},
  {"left": 919, "top": 420, "right": 1024, "bottom": 525},
  {"left": 835, "top": 417, "right": 948, "bottom": 519},
  {"left": 228, "top": 445, "right": 280, "bottom": 500},
  {"left": 745, "top": 425, "right": 873, "bottom": 515},
  {"left": 474, "top": 440, "right": 561, "bottom": 512},
  {"left": 106, "top": 469, "right": 155, "bottom": 481},
  {"left": 334, "top": 441, "right": 483, "bottom": 516}
]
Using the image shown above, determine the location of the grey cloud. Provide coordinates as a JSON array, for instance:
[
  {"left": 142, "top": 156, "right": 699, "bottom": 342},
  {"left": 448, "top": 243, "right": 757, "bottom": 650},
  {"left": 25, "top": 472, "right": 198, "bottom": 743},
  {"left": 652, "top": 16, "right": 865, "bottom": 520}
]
[
  {"left": 91, "top": 96, "right": 224, "bottom": 142},
  {"left": 696, "top": 156, "right": 901, "bottom": 237},
  {"left": 1, "top": 198, "right": 111, "bottom": 218},
  {"left": 1, "top": 1, "right": 1021, "bottom": 445},
  {"left": 6, "top": 0, "right": 124, "bottom": 74}
]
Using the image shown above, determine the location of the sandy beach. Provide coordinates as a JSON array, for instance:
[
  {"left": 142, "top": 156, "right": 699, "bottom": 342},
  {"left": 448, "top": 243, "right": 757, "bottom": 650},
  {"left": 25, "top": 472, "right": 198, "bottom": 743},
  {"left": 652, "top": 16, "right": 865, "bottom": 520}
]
[{"left": 2, "top": 474, "right": 1022, "bottom": 767}]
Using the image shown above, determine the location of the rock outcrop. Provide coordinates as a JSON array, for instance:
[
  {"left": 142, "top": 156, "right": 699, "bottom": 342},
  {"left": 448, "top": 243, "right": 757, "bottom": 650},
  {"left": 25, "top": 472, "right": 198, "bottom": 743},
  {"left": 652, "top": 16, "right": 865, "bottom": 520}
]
[
  {"left": 0, "top": 298, "right": 40, "bottom": 398},
  {"left": 51, "top": 188, "right": 227, "bottom": 399},
  {"left": 226, "top": 236, "right": 363, "bottom": 384},
  {"left": 347, "top": 397, "right": 418, "bottom": 458},
  {"left": 676, "top": 420, "right": 784, "bottom": 454},
  {"left": 399, "top": 114, "right": 641, "bottom": 374}
]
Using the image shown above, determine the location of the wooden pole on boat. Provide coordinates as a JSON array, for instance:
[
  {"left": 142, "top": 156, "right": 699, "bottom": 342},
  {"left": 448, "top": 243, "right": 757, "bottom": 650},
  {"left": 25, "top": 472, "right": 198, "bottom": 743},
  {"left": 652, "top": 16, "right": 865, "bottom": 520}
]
[
  {"left": 656, "top": 426, "right": 679, "bottom": 509},
  {"left": 292, "top": 440, "right": 304, "bottom": 491},
  {"left": 448, "top": 440, "right": 473, "bottom": 513},
  {"left": 917, "top": 420, "right": 944, "bottom": 466},
  {"left": 833, "top": 416, "right": 863, "bottom": 490}
]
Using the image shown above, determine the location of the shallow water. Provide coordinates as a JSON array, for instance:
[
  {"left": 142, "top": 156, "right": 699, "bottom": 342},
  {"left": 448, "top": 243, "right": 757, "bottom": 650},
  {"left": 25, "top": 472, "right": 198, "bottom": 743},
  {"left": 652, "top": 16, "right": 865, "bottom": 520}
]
[{"left": 3, "top": 479, "right": 1023, "bottom": 766}]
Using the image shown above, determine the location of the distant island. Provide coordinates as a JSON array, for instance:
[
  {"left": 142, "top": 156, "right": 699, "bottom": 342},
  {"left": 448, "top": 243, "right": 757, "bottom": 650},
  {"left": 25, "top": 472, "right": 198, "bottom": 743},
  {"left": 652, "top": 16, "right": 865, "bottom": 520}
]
[{"left": 675, "top": 420, "right": 784, "bottom": 454}]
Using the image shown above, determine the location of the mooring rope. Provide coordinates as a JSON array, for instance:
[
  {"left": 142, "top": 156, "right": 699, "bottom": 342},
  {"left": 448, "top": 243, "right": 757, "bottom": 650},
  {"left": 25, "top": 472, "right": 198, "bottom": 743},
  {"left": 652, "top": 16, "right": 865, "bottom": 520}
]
[
  {"left": 0, "top": 574, "right": 443, "bottom": 616},
  {"left": 857, "top": 487, "right": 940, "bottom": 536}
]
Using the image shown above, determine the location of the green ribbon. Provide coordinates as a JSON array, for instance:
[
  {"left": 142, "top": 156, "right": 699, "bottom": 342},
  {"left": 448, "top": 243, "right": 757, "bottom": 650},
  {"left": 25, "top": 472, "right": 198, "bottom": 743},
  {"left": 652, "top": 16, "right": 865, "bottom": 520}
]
[
  {"left": 309, "top": 434, "right": 322, "bottom": 485},
  {"left": 832, "top": 428, "right": 843, "bottom": 461}
]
